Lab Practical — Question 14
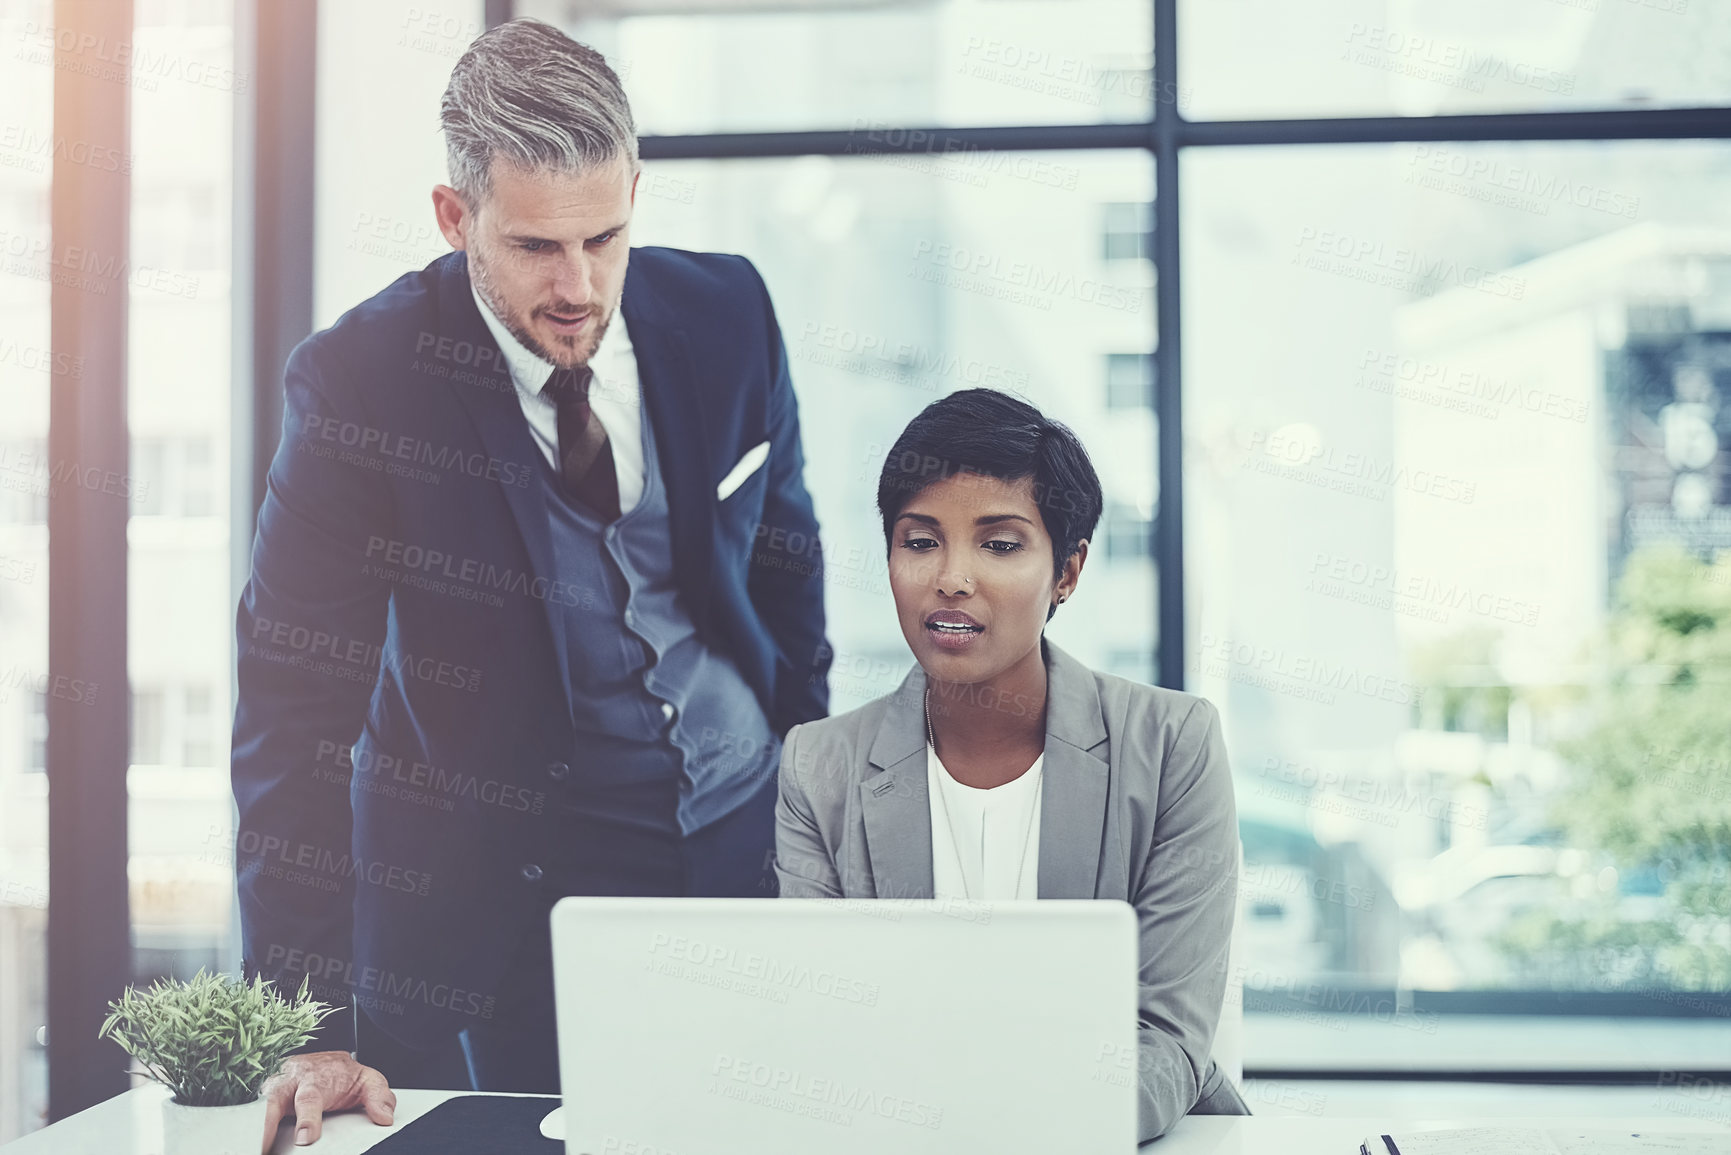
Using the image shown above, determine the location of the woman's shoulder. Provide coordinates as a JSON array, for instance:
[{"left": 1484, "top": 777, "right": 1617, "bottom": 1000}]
[
  {"left": 1091, "top": 666, "right": 1212, "bottom": 718},
  {"left": 1049, "top": 642, "right": 1216, "bottom": 734},
  {"left": 783, "top": 677, "right": 919, "bottom": 776}
]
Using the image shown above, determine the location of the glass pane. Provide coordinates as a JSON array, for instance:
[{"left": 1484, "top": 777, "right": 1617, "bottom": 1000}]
[
  {"left": 127, "top": 0, "right": 237, "bottom": 991},
  {"left": 0, "top": 0, "right": 53, "bottom": 1138},
  {"left": 630, "top": 152, "right": 1156, "bottom": 708},
  {"left": 1184, "top": 142, "right": 1731, "bottom": 1004},
  {"left": 1181, "top": 0, "right": 1731, "bottom": 120},
  {"left": 315, "top": 0, "right": 482, "bottom": 329},
  {"left": 523, "top": 0, "right": 1155, "bottom": 134}
]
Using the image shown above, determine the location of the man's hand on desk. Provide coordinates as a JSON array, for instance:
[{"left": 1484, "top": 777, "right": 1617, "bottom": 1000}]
[{"left": 260, "top": 1051, "right": 397, "bottom": 1151}]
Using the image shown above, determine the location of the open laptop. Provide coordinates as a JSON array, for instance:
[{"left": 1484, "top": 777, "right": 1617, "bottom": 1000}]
[{"left": 547, "top": 896, "right": 1139, "bottom": 1154}]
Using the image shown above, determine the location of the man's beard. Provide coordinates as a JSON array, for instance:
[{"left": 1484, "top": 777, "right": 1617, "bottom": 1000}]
[{"left": 471, "top": 252, "right": 615, "bottom": 370}]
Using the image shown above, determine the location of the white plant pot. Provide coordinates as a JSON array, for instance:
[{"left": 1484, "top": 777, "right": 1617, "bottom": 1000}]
[{"left": 161, "top": 1095, "right": 268, "bottom": 1155}]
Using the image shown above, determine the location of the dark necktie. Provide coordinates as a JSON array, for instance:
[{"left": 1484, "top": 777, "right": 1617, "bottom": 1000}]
[{"left": 543, "top": 364, "right": 621, "bottom": 521}]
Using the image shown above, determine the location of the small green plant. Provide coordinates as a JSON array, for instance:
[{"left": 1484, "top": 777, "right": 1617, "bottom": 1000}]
[{"left": 99, "top": 970, "right": 337, "bottom": 1106}]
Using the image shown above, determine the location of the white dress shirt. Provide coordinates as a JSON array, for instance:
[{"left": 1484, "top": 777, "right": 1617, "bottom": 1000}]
[
  {"left": 927, "top": 747, "right": 1044, "bottom": 901},
  {"left": 469, "top": 278, "right": 646, "bottom": 513}
]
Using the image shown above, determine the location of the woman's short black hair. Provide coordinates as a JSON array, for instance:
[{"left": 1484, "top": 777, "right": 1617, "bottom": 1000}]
[{"left": 877, "top": 388, "right": 1103, "bottom": 590}]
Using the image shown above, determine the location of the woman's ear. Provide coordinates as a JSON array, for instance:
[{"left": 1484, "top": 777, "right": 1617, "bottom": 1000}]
[{"left": 1055, "top": 539, "right": 1089, "bottom": 605}]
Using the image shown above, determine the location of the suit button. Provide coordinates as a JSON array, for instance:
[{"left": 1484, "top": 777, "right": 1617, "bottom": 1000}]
[
  {"left": 660, "top": 702, "right": 674, "bottom": 721},
  {"left": 521, "top": 864, "right": 544, "bottom": 883},
  {"left": 547, "top": 761, "right": 570, "bottom": 781}
]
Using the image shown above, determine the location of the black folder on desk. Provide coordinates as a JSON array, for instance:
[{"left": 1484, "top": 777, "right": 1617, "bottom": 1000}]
[{"left": 365, "top": 1096, "right": 562, "bottom": 1155}]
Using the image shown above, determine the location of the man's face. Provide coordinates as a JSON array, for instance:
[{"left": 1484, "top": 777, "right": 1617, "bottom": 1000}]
[{"left": 433, "top": 155, "right": 637, "bottom": 369}]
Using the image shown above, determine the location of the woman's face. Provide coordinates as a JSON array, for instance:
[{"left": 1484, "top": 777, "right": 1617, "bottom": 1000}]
[{"left": 888, "top": 471, "right": 1085, "bottom": 686}]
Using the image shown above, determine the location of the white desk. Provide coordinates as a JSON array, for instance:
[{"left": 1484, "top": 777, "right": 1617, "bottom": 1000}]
[{"left": 3, "top": 1088, "right": 1726, "bottom": 1154}]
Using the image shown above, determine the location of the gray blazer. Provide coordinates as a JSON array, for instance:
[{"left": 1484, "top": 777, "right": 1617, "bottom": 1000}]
[{"left": 774, "top": 639, "right": 1248, "bottom": 1143}]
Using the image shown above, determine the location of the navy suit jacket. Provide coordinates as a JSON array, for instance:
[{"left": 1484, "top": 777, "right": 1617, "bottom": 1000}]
[{"left": 231, "top": 247, "right": 832, "bottom": 1050}]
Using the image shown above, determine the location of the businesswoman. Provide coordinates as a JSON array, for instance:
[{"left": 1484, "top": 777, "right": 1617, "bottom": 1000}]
[{"left": 773, "top": 388, "right": 1248, "bottom": 1141}]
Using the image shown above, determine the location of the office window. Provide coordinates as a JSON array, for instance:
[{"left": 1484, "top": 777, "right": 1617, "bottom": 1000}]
[
  {"left": 130, "top": 439, "right": 167, "bottom": 517},
  {"left": 627, "top": 151, "right": 1157, "bottom": 710},
  {"left": 129, "top": 689, "right": 164, "bottom": 768},
  {"left": 1179, "top": 0, "right": 1731, "bottom": 121},
  {"left": 130, "top": 437, "right": 220, "bottom": 519},
  {"left": 180, "top": 438, "right": 214, "bottom": 518},
  {"left": 1102, "top": 201, "right": 1152, "bottom": 262},
  {"left": 1103, "top": 500, "right": 1153, "bottom": 562},
  {"left": 181, "top": 685, "right": 214, "bottom": 768},
  {"left": 0, "top": 441, "right": 48, "bottom": 526},
  {"left": 26, "top": 694, "right": 47, "bottom": 775},
  {"left": 123, "top": 0, "right": 238, "bottom": 1003},
  {"left": 1185, "top": 140, "right": 1731, "bottom": 996},
  {"left": 1105, "top": 351, "right": 1155, "bottom": 409},
  {"left": 0, "top": 0, "right": 52, "bottom": 1135},
  {"left": 518, "top": 0, "right": 1154, "bottom": 135},
  {"left": 1106, "top": 647, "right": 1155, "bottom": 685}
]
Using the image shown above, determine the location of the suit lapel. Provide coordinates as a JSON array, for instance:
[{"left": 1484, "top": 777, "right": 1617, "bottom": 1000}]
[
  {"left": 622, "top": 270, "right": 717, "bottom": 630},
  {"left": 435, "top": 255, "right": 577, "bottom": 721},
  {"left": 1037, "top": 642, "right": 1111, "bottom": 899},
  {"left": 861, "top": 644, "right": 1111, "bottom": 901},
  {"left": 861, "top": 667, "right": 933, "bottom": 900}
]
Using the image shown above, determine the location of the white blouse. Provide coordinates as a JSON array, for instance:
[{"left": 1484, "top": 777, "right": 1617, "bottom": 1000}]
[{"left": 926, "top": 746, "right": 1044, "bottom": 901}]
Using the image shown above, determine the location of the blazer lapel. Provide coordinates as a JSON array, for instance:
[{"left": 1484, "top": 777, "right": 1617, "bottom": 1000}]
[
  {"left": 435, "top": 255, "right": 576, "bottom": 722},
  {"left": 861, "top": 666, "right": 933, "bottom": 900},
  {"left": 860, "top": 645, "right": 1111, "bottom": 902},
  {"left": 1037, "top": 641, "right": 1112, "bottom": 899},
  {"left": 621, "top": 269, "right": 717, "bottom": 630}
]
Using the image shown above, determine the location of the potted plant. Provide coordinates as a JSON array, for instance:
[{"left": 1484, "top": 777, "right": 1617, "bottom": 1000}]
[{"left": 99, "top": 969, "right": 337, "bottom": 1154}]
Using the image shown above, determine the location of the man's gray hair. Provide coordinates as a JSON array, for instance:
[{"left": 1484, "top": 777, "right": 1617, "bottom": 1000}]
[{"left": 440, "top": 18, "right": 638, "bottom": 203}]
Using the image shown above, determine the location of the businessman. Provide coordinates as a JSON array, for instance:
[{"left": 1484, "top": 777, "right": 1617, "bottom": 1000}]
[{"left": 230, "top": 19, "right": 831, "bottom": 1147}]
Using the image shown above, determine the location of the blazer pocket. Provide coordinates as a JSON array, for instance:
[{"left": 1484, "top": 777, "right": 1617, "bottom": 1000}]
[{"left": 716, "top": 439, "right": 771, "bottom": 501}]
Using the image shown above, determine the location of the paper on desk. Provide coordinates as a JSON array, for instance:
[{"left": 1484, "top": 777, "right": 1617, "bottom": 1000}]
[{"left": 1366, "top": 1129, "right": 1730, "bottom": 1155}]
